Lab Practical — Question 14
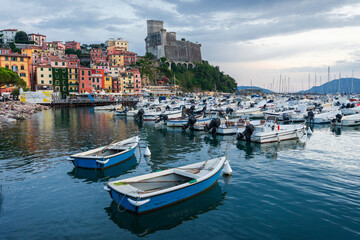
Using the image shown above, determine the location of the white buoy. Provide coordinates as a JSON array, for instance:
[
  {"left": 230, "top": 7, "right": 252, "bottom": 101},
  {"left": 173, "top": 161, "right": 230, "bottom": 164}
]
[
  {"left": 144, "top": 146, "right": 151, "bottom": 157},
  {"left": 307, "top": 127, "right": 312, "bottom": 135},
  {"left": 223, "top": 160, "right": 232, "bottom": 175}
]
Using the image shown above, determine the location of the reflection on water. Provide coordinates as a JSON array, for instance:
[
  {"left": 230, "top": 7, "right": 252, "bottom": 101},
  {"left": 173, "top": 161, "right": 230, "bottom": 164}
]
[
  {"left": 0, "top": 185, "right": 3, "bottom": 215},
  {"left": 105, "top": 183, "right": 226, "bottom": 237},
  {"left": 330, "top": 125, "right": 360, "bottom": 136},
  {"left": 67, "top": 156, "right": 139, "bottom": 183},
  {"left": 237, "top": 139, "right": 306, "bottom": 159}
]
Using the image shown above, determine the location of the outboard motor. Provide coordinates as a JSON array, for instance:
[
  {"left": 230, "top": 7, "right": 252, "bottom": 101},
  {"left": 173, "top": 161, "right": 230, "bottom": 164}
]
[
  {"left": 307, "top": 110, "right": 314, "bottom": 122},
  {"left": 134, "top": 109, "right": 145, "bottom": 120},
  {"left": 165, "top": 105, "right": 171, "bottom": 111},
  {"left": 226, "top": 107, "right": 234, "bottom": 115},
  {"left": 282, "top": 113, "right": 290, "bottom": 121},
  {"left": 346, "top": 103, "right": 351, "bottom": 108},
  {"left": 155, "top": 114, "right": 169, "bottom": 123},
  {"left": 237, "top": 124, "right": 255, "bottom": 141},
  {"left": 189, "top": 105, "right": 196, "bottom": 115},
  {"left": 182, "top": 115, "right": 197, "bottom": 130},
  {"left": 331, "top": 114, "right": 342, "bottom": 124},
  {"left": 204, "top": 118, "right": 221, "bottom": 134},
  {"left": 181, "top": 105, "right": 186, "bottom": 118}
]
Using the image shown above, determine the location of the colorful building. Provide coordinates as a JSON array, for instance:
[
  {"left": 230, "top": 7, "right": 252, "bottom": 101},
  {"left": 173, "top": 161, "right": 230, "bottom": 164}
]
[
  {"left": 119, "top": 68, "right": 142, "bottom": 94},
  {"left": 28, "top": 33, "right": 46, "bottom": 47},
  {"left": 105, "top": 38, "right": 128, "bottom": 51},
  {"left": 90, "top": 48, "right": 107, "bottom": 62},
  {"left": 0, "top": 53, "right": 31, "bottom": 90},
  {"left": 108, "top": 66, "right": 125, "bottom": 78},
  {"left": 108, "top": 53, "right": 124, "bottom": 67},
  {"left": 35, "top": 65, "right": 53, "bottom": 90},
  {"left": 112, "top": 77, "right": 122, "bottom": 93},
  {"left": 0, "top": 48, "right": 11, "bottom": 54},
  {"left": 21, "top": 46, "right": 43, "bottom": 64},
  {"left": 46, "top": 41, "right": 65, "bottom": 55},
  {"left": 66, "top": 54, "right": 80, "bottom": 67},
  {"left": 65, "top": 41, "right": 81, "bottom": 50},
  {"left": 79, "top": 67, "right": 93, "bottom": 93},
  {"left": 104, "top": 76, "right": 112, "bottom": 92},
  {"left": 68, "top": 66, "right": 79, "bottom": 94},
  {"left": 52, "top": 67, "right": 68, "bottom": 98},
  {"left": 0, "top": 29, "right": 17, "bottom": 44},
  {"left": 91, "top": 69, "right": 104, "bottom": 92}
]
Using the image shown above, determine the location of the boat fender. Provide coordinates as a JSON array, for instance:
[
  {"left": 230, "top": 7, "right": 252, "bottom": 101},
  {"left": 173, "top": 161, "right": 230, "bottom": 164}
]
[
  {"left": 96, "top": 159, "right": 109, "bottom": 165},
  {"left": 277, "top": 125, "right": 280, "bottom": 131},
  {"left": 307, "top": 128, "right": 312, "bottom": 135},
  {"left": 128, "top": 198, "right": 150, "bottom": 207},
  {"left": 144, "top": 146, "right": 151, "bottom": 157},
  {"left": 104, "top": 185, "right": 111, "bottom": 192},
  {"left": 223, "top": 160, "right": 232, "bottom": 175}
]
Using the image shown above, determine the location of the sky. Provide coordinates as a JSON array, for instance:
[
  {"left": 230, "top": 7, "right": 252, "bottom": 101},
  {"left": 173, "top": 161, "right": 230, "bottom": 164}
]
[{"left": 1, "top": 0, "right": 360, "bottom": 91}]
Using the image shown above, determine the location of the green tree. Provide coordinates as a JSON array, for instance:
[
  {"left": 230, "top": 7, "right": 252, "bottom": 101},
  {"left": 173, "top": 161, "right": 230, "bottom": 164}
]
[
  {"left": 0, "top": 67, "right": 27, "bottom": 89},
  {"left": 9, "top": 43, "right": 21, "bottom": 54},
  {"left": 15, "top": 31, "right": 28, "bottom": 42}
]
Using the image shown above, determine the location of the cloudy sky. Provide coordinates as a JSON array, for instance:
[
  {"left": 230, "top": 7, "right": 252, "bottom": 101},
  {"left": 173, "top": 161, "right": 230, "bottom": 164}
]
[{"left": 2, "top": 0, "right": 360, "bottom": 91}]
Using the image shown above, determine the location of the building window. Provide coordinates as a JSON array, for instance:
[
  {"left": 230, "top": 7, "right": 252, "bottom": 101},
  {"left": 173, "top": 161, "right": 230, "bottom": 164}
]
[
  {"left": 49, "top": 80, "right": 52, "bottom": 84},
  {"left": 49, "top": 68, "right": 51, "bottom": 71},
  {"left": 56, "top": 74, "right": 59, "bottom": 78},
  {"left": 5, "top": 57, "right": 8, "bottom": 61},
  {"left": 62, "top": 62, "right": 65, "bottom": 66},
  {"left": 20, "top": 57, "right": 23, "bottom": 61},
  {"left": 63, "top": 86, "right": 66, "bottom": 91},
  {"left": 49, "top": 74, "right": 51, "bottom": 78},
  {"left": 56, "top": 80, "right": 59, "bottom": 85},
  {"left": 41, "top": 68, "right": 43, "bottom": 71},
  {"left": 82, "top": 83, "right": 84, "bottom": 88},
  {"left": 41, "top": 80, "right": 44, "bottom": 84},
  {"left": 63, "top": 81, "right": 66, "bottom": 85},
  {"left": 21, "top": 65, "right": 24, "bottom": 70},
  {"left": 5, "top": 65, "right": 9, "bottom": 69},
  {"left": 55, "top": 62, "right": 58, "bottom": 66},
  {"left": 62, "top": 69, "right": 66, "bottom": 73},
  {"left": 41, "top": 74, "right": 44, "bottom": 77}
]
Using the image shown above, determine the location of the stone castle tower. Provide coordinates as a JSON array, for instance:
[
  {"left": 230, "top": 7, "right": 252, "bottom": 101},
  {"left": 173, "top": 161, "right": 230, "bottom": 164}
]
[{"left": 145, "top": 20, "right": 202, "bottom": 63}]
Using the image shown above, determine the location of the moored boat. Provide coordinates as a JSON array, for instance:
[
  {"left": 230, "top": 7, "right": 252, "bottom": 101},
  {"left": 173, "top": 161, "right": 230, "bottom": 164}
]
[
  {"left": 70, "top": 136, "right": 139, "bottom": 169},
  {"left": 104, "top": 156, "right": 228, "bottom": 214}
]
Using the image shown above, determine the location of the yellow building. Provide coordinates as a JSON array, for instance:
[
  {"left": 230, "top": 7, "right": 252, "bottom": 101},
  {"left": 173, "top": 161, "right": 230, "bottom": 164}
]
[
  {"left": 108, "top": 66, "right": 125, "bottom": 78},
  {"left": 21, "top": 47, "right": 43, "bottom": 64},
  {"left": 104, "top": 76, "right": 112, "bottom": 92},
  {"left": 68, "top": 67, "right": 79, "bottom": 93},
  {"left": 120, "top": 71, "right": 134, "bottom": 93},
  {"left": 108, "top": 54, "right": 124, "bottom": 67},
  {"left": 105, "top": 38, "right": 128, "bottom": 51},
  {"left": 0, "top": 53, "right": 31, "bottom": 88},
  {"left": 36, "top": 65, "right": 52, "bottom": 90}
]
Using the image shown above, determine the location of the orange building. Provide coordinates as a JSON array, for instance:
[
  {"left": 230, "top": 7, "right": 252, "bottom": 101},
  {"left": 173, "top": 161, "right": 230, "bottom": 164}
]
[{"left": 0, "top": 53, "right": 31, "bottom": 92}]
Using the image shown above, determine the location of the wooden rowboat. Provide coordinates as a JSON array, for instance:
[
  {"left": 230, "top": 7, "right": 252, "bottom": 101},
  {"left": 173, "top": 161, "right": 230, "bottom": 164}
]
[{"left": 104, "top": 156, "right": 228, "bottom": 214}]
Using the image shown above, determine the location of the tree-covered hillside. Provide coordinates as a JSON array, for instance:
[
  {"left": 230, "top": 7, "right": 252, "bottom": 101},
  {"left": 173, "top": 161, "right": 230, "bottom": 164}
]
[{"left": 136, "top": 54, "right": 237, "bottom": 93}]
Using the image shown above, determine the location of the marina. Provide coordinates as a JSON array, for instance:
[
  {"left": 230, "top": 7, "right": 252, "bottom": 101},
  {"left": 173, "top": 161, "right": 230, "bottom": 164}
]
[{"left": 1, "top": 99, "right": 360, "bottom": 239}]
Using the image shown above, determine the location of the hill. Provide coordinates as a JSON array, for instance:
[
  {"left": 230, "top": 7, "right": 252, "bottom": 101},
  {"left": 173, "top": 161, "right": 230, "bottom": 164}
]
[
  {"left": 237, "top": 86, "right": 274, "bottom": 93},
  {"left": 299, "top": 78, "right": 360, "bottom": 94},
  {"left": 135, "top": 54, "right": 237, "bottom": 93}
]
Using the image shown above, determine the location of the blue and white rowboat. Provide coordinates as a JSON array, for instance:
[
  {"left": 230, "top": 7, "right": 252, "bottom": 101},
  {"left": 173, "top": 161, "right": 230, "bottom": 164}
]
[
  {"left": 104, "top": 156, "right": 228, "bottom": 214},
  {"left": 70, "top": 136, "right": 139, "bottom": 169}
]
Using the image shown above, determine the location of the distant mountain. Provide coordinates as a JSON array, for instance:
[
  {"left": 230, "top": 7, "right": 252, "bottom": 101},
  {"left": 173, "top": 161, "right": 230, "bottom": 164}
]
[
  {"left": 299, "top": 78, "right": 360, "bottom": 94},
  {"left": 237, "top": 86, "right": 274, "bottom": 93}
]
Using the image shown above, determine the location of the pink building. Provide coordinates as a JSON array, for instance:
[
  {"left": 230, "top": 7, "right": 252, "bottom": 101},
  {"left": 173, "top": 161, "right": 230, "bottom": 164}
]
[
  {"left": 28, "top": 33, "right": 46, "bottom": 46},
  {"left": 131, "top": 68, "right": 141, "bottom": 93},
  {"left": 66, "top": 54, "right": 80, "bottom": 67},
  {"left": 65, "top": 41, "right": 81, "bottom": 50},
  {"left": 0, "top": 48, "right": 11, "bottom": 54},
  {"left": 90, "top": 48, "right": 107, "bottom": 62},
  {"left": 107, "top": 48, "right": 137, "bottom": 66},
  {"left": 79, "top": 67, "right": 93, "bottom": 93},
  {"left": 94, "top": 61, "right": 109, "bottom": 74}
]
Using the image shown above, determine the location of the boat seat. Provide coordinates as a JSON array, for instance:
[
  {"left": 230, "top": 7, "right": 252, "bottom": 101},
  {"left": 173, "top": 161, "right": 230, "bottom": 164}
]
[{"left": 174, "top": 169, "right": 198, "bottom": 179}]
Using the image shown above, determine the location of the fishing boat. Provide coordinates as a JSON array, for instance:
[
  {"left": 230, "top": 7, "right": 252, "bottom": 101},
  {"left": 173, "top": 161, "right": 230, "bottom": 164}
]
[
  {"left": 237, "top": 117, "right": 306, "bottom": 143},
  {"left": 216, "top": 117, "right": 265, "bottom": 135},
  {"left": 331, "top": 113, "right": 360, "bottom": 126},
  {"left": 104, "top": 156, "right": 228, "bottom": 214},
  {"left": 70, "top": 136, "right": 139, "bottom": 169}
]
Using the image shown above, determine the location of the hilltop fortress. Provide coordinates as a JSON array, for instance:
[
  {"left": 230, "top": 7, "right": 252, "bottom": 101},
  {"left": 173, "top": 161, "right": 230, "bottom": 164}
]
[{"left": 145, "top": 20, "right": 202, "bottom": 64}]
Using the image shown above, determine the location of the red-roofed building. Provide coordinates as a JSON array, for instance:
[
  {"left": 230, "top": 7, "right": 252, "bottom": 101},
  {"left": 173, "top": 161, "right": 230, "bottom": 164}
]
[
  {"left": 0, "top": 48, "right": 11, "bottom": 54},
  {"left": 66, "top": 54, "right": 80, "bottom": 67},
  {"left": 65, "top": 41, "right": 81, "bottom": 50},
  {"left": 107, "top": 48, "right": 137, "bottom": 66},
  {"left": 28, "top": 33, "right": 46, "bottom": 47},
  {"left": 90, "top": 48, "right": 107, "bottom": 63}
]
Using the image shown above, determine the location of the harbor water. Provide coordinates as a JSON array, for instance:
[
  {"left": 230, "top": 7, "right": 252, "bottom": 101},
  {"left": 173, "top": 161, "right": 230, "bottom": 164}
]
[{"left": 1, "top": 108, "right": 360, "bottom": 239}]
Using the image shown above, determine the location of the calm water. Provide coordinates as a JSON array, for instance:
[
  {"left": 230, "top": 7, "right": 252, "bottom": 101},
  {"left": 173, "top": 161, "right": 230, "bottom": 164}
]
[{"left": 1, "top": 108, "right": 360, "bottom": 239}]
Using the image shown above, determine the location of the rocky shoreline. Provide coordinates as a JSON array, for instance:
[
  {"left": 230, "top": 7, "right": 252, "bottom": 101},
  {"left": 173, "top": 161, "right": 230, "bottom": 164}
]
[{"left": 0, "top": 102, "right": 50, "bottom": 131}]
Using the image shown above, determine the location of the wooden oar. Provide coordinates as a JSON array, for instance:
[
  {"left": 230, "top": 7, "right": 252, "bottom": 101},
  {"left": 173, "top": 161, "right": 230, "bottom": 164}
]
[{"left": 95, "top": 140, "right": 117, "bottom": 156}]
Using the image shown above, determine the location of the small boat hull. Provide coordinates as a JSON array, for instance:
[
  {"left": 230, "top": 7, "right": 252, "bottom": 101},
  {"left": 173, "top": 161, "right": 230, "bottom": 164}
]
[
  {"left": 106, "top": 157, "right": 226, "bottom": 214},
  {"left": 70, "top": 136, "right": 139, "bottom": 169}
]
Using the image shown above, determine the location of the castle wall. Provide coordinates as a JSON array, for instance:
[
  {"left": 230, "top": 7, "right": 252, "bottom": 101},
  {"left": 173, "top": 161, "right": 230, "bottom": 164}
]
[{"left": 145, "top": 20, "right": 202, "bottom": 63}]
